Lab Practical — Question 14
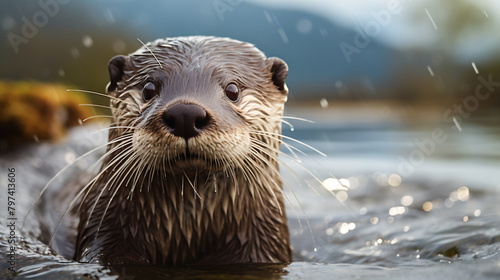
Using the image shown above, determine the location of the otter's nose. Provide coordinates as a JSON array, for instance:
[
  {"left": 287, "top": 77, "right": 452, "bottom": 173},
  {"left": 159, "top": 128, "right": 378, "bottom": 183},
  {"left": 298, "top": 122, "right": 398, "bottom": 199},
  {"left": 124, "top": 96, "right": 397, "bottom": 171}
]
[{"left": 162, "top": 103, "right": 209, "bottom": 139}]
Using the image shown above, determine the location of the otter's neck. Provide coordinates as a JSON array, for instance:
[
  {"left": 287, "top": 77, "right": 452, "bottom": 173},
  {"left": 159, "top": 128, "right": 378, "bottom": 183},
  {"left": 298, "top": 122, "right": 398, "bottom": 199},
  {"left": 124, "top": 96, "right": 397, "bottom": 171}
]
[{"left": 75, "top": 166, "right": 291, "bottom": 265}]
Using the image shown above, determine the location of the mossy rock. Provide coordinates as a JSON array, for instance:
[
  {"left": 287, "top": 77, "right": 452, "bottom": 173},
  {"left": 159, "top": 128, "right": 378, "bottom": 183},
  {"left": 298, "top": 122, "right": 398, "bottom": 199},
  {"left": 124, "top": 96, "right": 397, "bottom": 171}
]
[{"left": 0, "top": 80, "right": 96, "bottom": 152}]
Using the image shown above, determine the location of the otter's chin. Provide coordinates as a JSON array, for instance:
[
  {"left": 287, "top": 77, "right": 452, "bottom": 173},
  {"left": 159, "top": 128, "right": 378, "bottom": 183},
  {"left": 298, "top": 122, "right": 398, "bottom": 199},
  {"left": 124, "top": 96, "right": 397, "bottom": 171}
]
[
  {"left": 175, "top": 158, "right": 216, "bottom": 170},
  {"left": 162, "top": 154, "right": 227, "bottom": 174}
]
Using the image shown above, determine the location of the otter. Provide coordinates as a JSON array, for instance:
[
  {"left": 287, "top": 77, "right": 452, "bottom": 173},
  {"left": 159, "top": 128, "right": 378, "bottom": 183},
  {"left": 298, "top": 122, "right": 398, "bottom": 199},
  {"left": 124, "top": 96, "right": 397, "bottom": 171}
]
[{"left": 72, "top": 36, "right": 292, "bottom": 265}]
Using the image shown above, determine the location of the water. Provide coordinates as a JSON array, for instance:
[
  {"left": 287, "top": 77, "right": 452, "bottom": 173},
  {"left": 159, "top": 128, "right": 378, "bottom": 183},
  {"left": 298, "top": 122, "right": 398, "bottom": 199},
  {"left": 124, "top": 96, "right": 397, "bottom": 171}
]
[{"left": 1, "top": 106, "right": 499, "bottom": 279}]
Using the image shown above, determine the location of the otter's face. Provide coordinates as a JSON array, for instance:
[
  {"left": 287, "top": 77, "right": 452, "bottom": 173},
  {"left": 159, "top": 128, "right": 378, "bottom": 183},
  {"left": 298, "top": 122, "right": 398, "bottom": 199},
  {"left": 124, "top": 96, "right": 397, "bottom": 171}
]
[{"left": 105, "top": 36, "right": 288, "bottom": 174}]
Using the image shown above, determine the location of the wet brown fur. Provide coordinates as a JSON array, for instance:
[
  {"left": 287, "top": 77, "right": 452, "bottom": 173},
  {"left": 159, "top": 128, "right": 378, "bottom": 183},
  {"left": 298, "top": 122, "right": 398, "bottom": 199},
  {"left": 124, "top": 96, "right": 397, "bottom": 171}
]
[{"left": 74, "top": 36, "right": 291, "bottom": 265}]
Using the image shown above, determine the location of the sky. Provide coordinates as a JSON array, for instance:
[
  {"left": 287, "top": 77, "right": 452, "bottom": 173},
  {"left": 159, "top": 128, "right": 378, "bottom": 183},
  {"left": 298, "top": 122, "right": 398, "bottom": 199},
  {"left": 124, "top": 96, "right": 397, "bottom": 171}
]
[{"left": 247, "top": 0, "right": 500, "bottom": 61}]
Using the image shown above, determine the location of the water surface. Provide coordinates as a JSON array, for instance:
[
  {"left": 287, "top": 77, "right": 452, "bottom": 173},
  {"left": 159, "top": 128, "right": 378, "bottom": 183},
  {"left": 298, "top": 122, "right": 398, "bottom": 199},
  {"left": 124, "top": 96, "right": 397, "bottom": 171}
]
[{"left": 1, "top": 106, "right": 499, "bottom": 279}]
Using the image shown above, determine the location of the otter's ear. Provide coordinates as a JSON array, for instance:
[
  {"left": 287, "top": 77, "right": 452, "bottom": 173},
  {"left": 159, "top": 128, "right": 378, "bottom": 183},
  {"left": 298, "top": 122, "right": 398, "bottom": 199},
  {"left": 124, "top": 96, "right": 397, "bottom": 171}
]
[
  {"left": 107, "top": 55, "right": 129, "bottom": 94},
  {"left": 267, "top": 57, "right": 288, "bottom": 95}
]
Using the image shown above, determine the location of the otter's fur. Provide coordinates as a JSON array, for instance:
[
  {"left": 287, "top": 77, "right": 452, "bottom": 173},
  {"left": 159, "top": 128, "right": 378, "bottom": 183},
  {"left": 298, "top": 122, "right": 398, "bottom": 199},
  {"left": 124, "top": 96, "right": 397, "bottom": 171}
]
[{"left": 74, "top": 36, "right": 291, "bottom": 265}]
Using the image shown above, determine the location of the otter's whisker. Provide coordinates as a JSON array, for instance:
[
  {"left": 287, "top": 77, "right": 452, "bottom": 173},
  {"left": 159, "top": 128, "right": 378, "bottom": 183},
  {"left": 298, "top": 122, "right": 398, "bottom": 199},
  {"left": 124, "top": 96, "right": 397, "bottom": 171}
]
[
  {"left": 96, "top": 152, "right": 142, "bottom": 235},
  {"left": 48, "top": 173, "right": 102, "bottom": 246},
  {"left": 240, "top": 155, "right": 283, "bottom": 216},
  {"left": 130, "top": 147, "right": 155, "bottom": 197},
  {"left": 90, "top": 126, "right": 136, "bottom": 136},
  {"left": 254, "top": 134, "right": 357, "bottom": 217},
  {"left": 82, "top": 115, "right": 114, "bottom": 123},
  {"left": 182, "top": 171, "right": 202, "bottom": 200},
  {"left": 21, "top": 135, "right": 124, "bottom": 230},
  {"left": 76, "top": 134, "right": 135, "bottom": 215},
  {"left": 249, "top": 130, "right": 308, "bottom": 157},
  {"left": 85, "top": 143, "right": 137, "bottom": 228},
  {"left": 137, "top": 38, "right": 163, "bottom": 69},
  {"left": 251, "top": 130, "right": 326, "bottom": 157},
  {"left": 247, "top": 145, "right": 318, "bottom": 252},
  {"left": 250, "top": 136, "right": 322, "bottom": 196},
  {"left": 281, "top": 115, "right": 315, "bottom": 123},
  {"left": 78, "top": 104, "right": 112, "bottom": 110},
  {"left": 67, "top": 89, "right": 136, "bottom": 107}
]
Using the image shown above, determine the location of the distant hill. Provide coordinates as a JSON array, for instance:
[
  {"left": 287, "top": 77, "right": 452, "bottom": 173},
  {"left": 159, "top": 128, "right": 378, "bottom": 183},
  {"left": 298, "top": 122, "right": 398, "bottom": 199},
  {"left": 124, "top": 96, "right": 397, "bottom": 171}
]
[{"left": 1, "top": 0, "right": 395, "bottom": 99}]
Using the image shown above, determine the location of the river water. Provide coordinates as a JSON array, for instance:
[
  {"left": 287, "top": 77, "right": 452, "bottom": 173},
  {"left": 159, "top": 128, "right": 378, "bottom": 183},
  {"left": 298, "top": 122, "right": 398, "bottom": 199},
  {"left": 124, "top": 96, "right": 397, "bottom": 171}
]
[{"left": 1, "top": 105, "right": 499, "bottom": 279}]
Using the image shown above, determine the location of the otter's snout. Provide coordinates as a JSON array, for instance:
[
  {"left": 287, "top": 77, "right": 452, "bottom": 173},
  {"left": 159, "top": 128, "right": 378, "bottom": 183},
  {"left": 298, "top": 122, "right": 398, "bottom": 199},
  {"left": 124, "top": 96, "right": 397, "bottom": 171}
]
[{"left": 162, "top": 103, "right": 210, "bottom": 139}]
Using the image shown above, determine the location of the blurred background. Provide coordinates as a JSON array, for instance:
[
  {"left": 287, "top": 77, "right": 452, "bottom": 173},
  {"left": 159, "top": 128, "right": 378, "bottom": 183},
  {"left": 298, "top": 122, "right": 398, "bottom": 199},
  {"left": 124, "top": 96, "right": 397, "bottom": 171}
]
[
  {"left": 1, "top": 0, "right": 499, "bottom": 178},
  {"left": 1, "top": 1, "right": 500, "bottom": 277},
  {"left": 2, "top": 0, "right": 500, "bottom": 106}
]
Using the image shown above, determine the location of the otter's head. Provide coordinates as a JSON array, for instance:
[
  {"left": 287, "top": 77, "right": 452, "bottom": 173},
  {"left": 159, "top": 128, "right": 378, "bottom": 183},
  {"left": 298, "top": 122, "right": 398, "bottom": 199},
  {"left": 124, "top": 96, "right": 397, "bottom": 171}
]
[{"left": 105, "top": 36, "right": 288, "bottom": 175}]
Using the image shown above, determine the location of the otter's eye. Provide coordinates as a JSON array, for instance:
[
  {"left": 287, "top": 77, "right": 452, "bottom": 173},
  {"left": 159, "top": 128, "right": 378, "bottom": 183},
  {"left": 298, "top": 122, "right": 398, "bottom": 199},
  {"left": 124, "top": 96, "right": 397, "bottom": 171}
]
[
  {"left": 142, "top": 82, "right": 157, "bottom": 102},
  {"left": 225, "top": 83, "right": 240, "bottom": 102}
]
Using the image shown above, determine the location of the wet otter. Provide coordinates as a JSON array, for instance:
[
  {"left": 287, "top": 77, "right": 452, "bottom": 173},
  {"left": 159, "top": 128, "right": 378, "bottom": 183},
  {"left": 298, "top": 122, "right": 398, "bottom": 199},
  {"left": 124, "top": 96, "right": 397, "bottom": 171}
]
[{"left": 73, "top": 36, "right": 291, "bottom": 265}]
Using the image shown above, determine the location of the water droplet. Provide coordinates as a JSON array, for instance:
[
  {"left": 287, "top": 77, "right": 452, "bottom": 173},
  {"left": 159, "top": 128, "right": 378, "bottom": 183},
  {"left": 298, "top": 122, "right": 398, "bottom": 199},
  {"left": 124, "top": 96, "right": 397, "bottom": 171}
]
[
  {"left": 452, "top": 116, "right": 462, "bottom": 132},
  {"left": 423, "top": 201, "right": 433, "bottom": 211},
  {"left": 336, "top": 191, "right": 348, "bottom": 202},
  {"left": 339, "top": 178, "right": 350, "bottom": 188},
  {"left": 347, "top": 176, "right": 360, "bottom": 189},
  {"left": 65, "top": 152, "right": 76, "bottom": 164},
  {"left": 427, "top": 65, "right": 435, "bottom": 77},
  {"left": 320, "top": 98, "right": 328, "bottom": 108},
  {"left": 296, "top": 19, "right": 312, "bottom": 34},
  {"left": 474, "top": 209, "right": 481, "bottom": 217},
  {"left": 388, "top": 174, "right": 401, "bottom": 187},
  {"left": 105, "top": 9, "right": 115, "bottom": 23},
  {"left": 425, "top": 8, "right": 438, "bottom": 30},
  {"left": 389, "top": 206, "right": 406, "bottom": 216},
  {"left": 278, "top": 28, "right": 289, "bottom": 44},
  {"left": 31, "top": 157, "right": 42, "bottom": 168},
  {"left": 82, "top": 35, "right": 93, "bottom": 48},
  {"left": 472, "top": 62, "right": 479, "bottom": 74},
  {"left": 339, "top": 223, "right": 350, "bottom": 234},
  {"left": 401, "top": 195, "right": 414, "bottom": 206},
  {"left": 70, "top": 47, "right": 80, "bottom": 58},
  {"left": 457, "top": 186, "right": 469, "bottom": 201},
  {"left": 322, "top": 177, "right": 348, "bottom": 191}
]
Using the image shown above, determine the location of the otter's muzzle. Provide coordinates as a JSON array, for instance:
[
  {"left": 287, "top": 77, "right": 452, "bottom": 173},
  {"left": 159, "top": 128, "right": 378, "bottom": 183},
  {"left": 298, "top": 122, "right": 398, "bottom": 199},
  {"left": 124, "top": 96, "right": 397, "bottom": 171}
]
[{"left": 162, "top": 103, "right": 210, "bottom": 140}]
